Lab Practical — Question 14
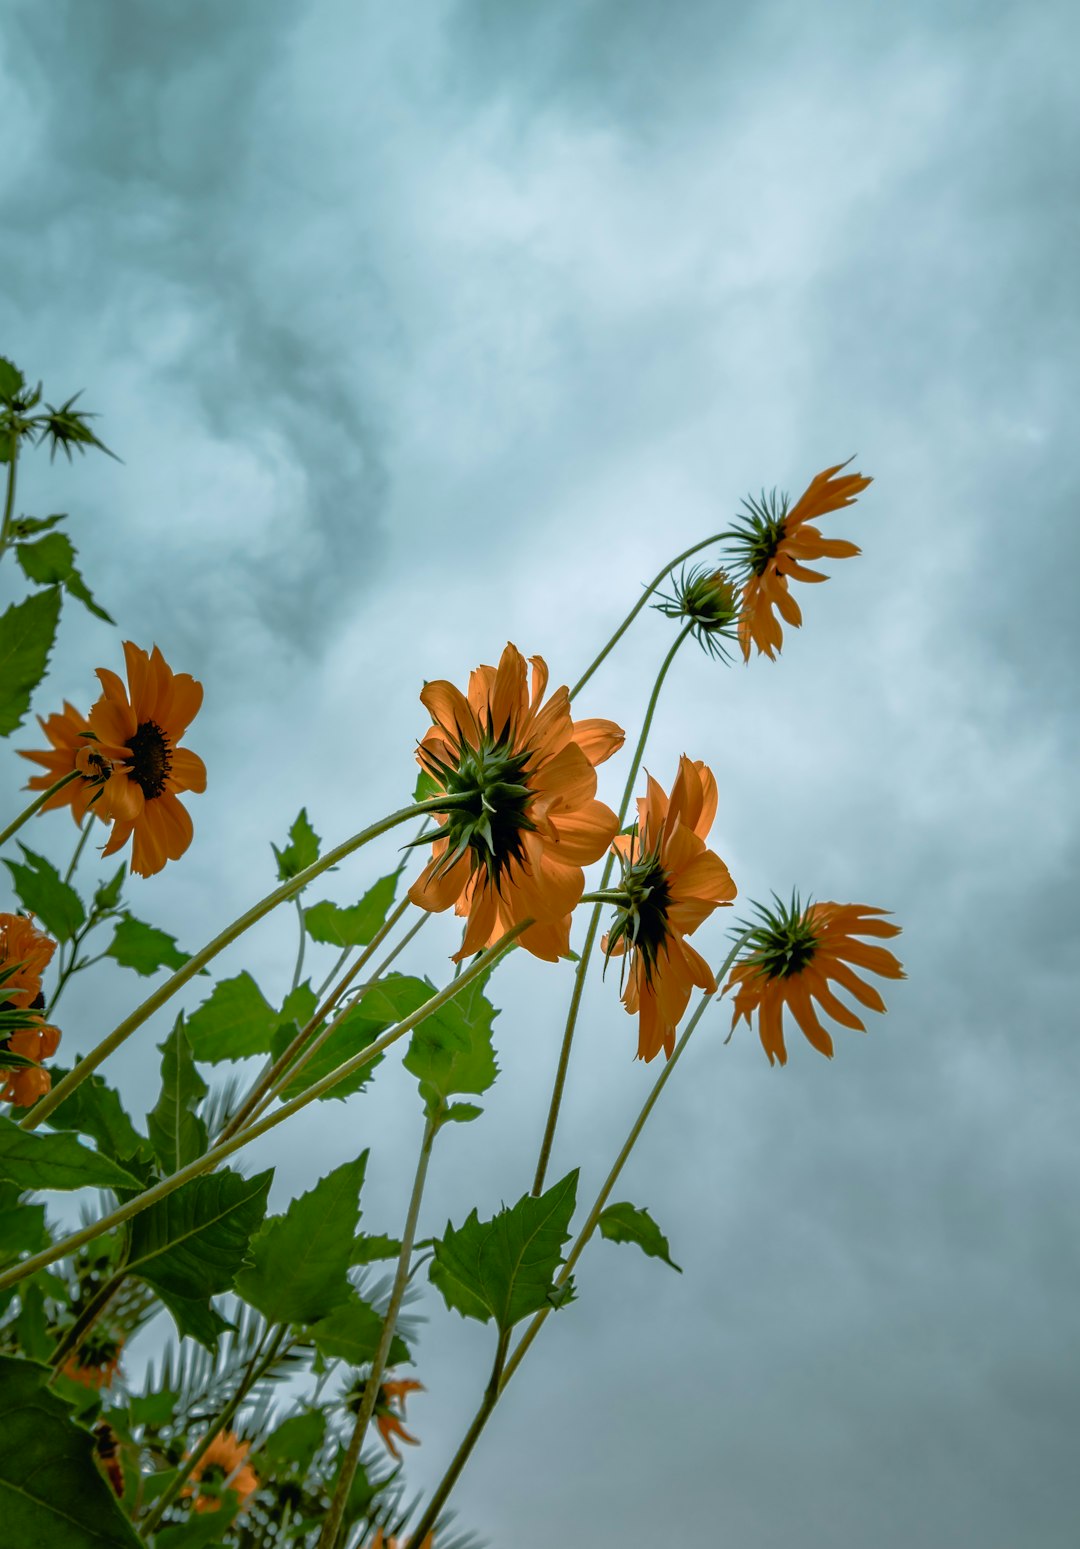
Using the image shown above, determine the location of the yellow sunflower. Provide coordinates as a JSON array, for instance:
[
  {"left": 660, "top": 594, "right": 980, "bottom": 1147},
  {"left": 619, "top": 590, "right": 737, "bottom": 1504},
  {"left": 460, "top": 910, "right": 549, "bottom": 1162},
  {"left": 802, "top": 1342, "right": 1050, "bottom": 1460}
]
[
  {"left": 725, "top": 895, "right": 905, "bottom": 1064},
  {"left": 409, "top": 643, "right": 623, "bottom": 962},
  {"left": 603, "top": 756, "right": 737, "bottom": 1061},
  {"left": 184, "top": 1431, "right": 258, "bottom": 1515},
  {"left": 86, "top": 642, "right": 206, "bottom": 877},
  {"left": 731, "top": 459, "right": 872, "bottom": 661}
]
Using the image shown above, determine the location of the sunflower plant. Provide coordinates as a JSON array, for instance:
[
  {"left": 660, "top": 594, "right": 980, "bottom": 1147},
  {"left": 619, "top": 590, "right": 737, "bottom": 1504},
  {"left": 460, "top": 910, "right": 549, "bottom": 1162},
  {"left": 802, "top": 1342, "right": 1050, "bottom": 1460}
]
[{"left": 0, "top": 350, "right": 904, "bottom": 1549}]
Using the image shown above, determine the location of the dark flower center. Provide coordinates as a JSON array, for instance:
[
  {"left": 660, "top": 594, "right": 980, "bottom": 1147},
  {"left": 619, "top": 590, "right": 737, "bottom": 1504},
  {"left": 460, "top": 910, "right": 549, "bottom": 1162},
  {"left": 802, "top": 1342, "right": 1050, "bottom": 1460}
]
[
  {"left": 606, "top": 845, "right": 673, "bottom": 987},
  {"left": 417, "top": 720, "right": 536, "bottom": 891},
  {"left": 124, "top": 720, "right": 171, "bottom": 800}
]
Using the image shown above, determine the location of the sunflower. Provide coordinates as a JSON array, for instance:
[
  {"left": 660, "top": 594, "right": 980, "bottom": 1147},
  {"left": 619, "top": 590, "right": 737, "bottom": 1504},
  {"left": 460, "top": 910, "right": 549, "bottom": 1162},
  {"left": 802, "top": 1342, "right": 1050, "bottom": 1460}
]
[
  {"left": 0, "top": 913, "right": 61, "bottom": 1107},
  {"left": 603, "top": 756, "right": 737, "bottom": 1062},
  {"left": 373, "top": 1377, "right": 424, "bottom": 1461},
  {"left": 183, "top": 1431, "right": 259, "bottom": 1515},
  {"left": 85, "top": 642, "right": 206, "bottom": 878},
  {"left": 725, "top": 895, "right": 905, "bottom": 1065},
  {"left": 18, "top": 701, "right": 104, "bottom": 826},
  {"left": 730, "top": 459, "right": 872, "bottom": 661},
  {"left": 61, "top": 1331, "right": 124, "bottom": 1391},
  {"left": 408, "top": 643, "right": 623, "bottom": 962}
]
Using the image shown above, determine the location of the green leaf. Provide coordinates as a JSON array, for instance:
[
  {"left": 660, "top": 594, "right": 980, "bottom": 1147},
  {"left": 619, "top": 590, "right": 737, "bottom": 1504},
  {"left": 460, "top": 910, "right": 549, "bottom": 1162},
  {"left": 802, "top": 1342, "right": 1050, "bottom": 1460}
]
[
  {"left": 235, "top": 1155, "right": 366, "bottom": 1326},
  {"left": 155, "top": 1500, "right": 239, "bottom": 1547},
  {"left": 350, "top": 1232, "right": 402, "bottom": 1266},
  {"left": 0, "top": 1355, "right": 142, "bottom": 1546},
  {"left": 272, "top": 808, "right": 320, "bottom": 883},
  {"left": 146, "top": 1018, "right": 208, "bottom": 1175},
  {"left": 271, "top": 999, "right": 385, "bottom": 1103},
  {"left": 92, "top": 864, "right": 126, "bottom": 915},
  {"left": 10, "top": 512, "right": 67, "bottom": 539},
  {"left": 0, "top": 1203, "right": 49, "bottom": 1263},
  {"left": 430, "top": 1170, "right": 578, "bottom": 1332},
  {"left": 185, "top": 973, "right": 277, "bottom": 1063},
  {"left": 259, "top": 1408, "right": 326, "bottom": 1472},
  {"left": 0, "top": 1116, "right": 142, "bottom": 1192},
  {"left": 2, "top": 843, "right": 84, "bottom": 942},
  {"left": 37, "top": 1069, "right": 145, "bottom": 1165},
  {"left": 106, "top": 913, "right": 189, "bottom": 977},
  {"left": 15, "top": 531, "right": 114, "bottom": 623},
  {"left": 127, "top": 1386, "right": 180, "bottom": 1428},
  {"left": 0, "top": 356, "right": 25, "bottom": 402},
  {"left": 0, "top": 586, "right": 62, "bottom": 738},
  {"left": 152, "top": 1287, "right": 234, "bottom": 1350},
  {"left": 413, "top": 768, "right": 440, "bottom": 802},
  {"left": 403, "top": 962, "right": 499, "bottom": 1121},
  {"left": 309, "top": 1288, "right": 409, "bottom": 1368},
  {"left": 597, "top": 1202, "right": 682, "bottom": 1272},
  {"left": 303, "top": 870, "right": 399, "bottom": 948},
  {"left": 127, "top": 1169, "right": 271, "bottom": 1344}
]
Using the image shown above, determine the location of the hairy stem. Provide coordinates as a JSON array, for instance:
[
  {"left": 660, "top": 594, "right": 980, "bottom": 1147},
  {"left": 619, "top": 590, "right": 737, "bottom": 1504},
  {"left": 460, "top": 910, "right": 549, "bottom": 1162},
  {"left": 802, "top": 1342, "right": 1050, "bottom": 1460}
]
[
  {"left": 532, "top": 622, "right": 694, "bottom": 1195},
  {"left": 318, "top": 1114, "right": 438, "bottom": 1549}
]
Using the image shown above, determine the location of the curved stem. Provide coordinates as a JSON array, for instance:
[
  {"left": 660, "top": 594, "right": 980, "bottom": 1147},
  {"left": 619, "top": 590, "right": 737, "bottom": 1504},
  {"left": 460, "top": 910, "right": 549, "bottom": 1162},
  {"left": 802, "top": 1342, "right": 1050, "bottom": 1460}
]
[
  {"left": 532, "top": 622, "right": 694, "bottom": 1195},
  {"left": 570, "top": 534, "right": 728, "bottom": 698},
  {"left": 290, "top": 896, "right": 307, "bottom": 994},
  {"left": 63, "top": 817, "right": 93, "bottom": 886},
  {"left": 318, "top": 1114, "right": 437, "bottom": 1549},
  {"left": 0, "top": 924, "right": 528, "bottom": 1293},
  {"left": 0, "top": 771, "right": 81, "bottom": 849},
  {"left": 21, "top": 794, "right": 468, "bottom": 1131}
]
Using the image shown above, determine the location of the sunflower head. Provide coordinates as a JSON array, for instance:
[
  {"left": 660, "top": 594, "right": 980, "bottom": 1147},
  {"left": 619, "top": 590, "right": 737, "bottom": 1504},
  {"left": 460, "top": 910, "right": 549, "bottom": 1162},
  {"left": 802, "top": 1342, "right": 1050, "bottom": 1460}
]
[
  {"left": 739, "top": 891, "right": 821, "bottom": 980},
  {"left": 605, "top": 834, "right": 673, "bottom": 989},
  {"left": 61, "top": 1329, "right": 124, "bottom": 1390},
  {"left": 184, "top": 1431, "right": 259, "bottom": 1515},
  {"left": 727, "top": 489, "right": 790, "bottom": 579},
  {"left": 414, "top": 719, "right": 536, "bottom": 890},
  {"left": 655, "top": 565, "right": 740, "bottom": 658}
]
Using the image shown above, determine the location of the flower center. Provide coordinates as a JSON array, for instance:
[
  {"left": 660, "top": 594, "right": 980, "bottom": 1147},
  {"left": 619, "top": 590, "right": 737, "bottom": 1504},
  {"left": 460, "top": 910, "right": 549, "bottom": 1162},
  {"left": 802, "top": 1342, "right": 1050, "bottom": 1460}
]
[
  {"left": 606, "top": 846, "right": 673, "bottom": 986},
  {"left": 419, "top": 725, "right": 535, "bottom": 890},
  {"left": 744, "top": 899, "right": 820, "bottom": 980},
  {"left": 124, "top": 720, "right": 171, "bottom": 800}
]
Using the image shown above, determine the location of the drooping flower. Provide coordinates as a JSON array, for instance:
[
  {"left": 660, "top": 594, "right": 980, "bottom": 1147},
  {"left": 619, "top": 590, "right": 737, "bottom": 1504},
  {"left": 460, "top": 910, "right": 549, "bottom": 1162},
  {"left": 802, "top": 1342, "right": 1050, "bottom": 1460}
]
[
  {"left": 85, "top": 642, "right": 206, "bottom": 878},
  {"left": 373, "top": 1377, "right": 425, "bottom": 1461},
  {"left": 61, "top": 1331, "right": 124, "bottom": 1391},
  {"left": 603, "top": 757, "right": 737, "bottom": 1062},
  {"left": 729, "top": 459, "right": 872, "bottom": 661},
  {"left": 18, "top": 702, "right": 105, "bottom": 826},
  {"left": 0, "top": 913, "right": 61, "bottom": 1107},
  {"left": 183, "top": 1431, "right": 259, "bottom": 1515},
  {"left": 409, "top": 643, "right": 623, "bottom": 962},
  {"left": 725, "top": 895, "right": 905, "bottom": 1065}
]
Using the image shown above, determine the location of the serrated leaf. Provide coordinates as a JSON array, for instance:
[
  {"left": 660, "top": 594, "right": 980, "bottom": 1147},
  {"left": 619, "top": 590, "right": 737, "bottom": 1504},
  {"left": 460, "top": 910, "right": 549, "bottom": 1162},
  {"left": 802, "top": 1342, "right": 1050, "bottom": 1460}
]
[
  {"left": 272, "top": 808, "right": 320, "bottom": 883},
  {"left": 38, "top": 1068, "right": 145, "bottom": 1165},
  {"left": 153, "top": 1286, "right": 234, "bottom": 1350},
  {"left": 146, "top": 1017, "right": 208, "bottom": 1175},
  {"left": 350, "top": 1233, "right": 402, "bottom": 1266},
  {"left": 271, "top": 998, "right": 386, "bottom": 1103},
  {"left": 127, "top": 1386, "right": 180, "bottom": 1428},
  {"left": 106, "top": 913, "right": 188, "bottom": 976},
  {"left": 0, "top": 1356, "right": 141, "bottom": 1547},
  {"left": 235, "top": 1155, "right": 366, "bottom": 1326},
  {"left": 259, "top": 1409, "right": 326, "bottom": 1472},
  {"left": 155, "top": 1499, "right": 239, "bottom": 1547},
  {"left": 442, "top": 1102, "right": 484, "bottom": 1124},
  {"left": 308, "top": 1288, "right": 410, "bottom": 1369},
  {"left": 303, "top": 870, "right": 399, "bottom": 948},
  {"left": 185, "top": 972, "right": 277, "bottom": 1063},
  {"left": 430, "top": 1170, "right": 578, "bottom": 1331},
  {"left": 15, "top": 531, "right": 113, "bottom": 623},
  {"left": 10, "top": 512, "right": 67, "bottom": 538},
  {"left": 127, "top": 1169, "right": 271, "bottom": 1343},
  {"left": 0, "top": 587, "right": 61, "bottom": 738},
  {"left": 0, "top": 1116, "right": 142, "bottom": 1192},
  {"left": 404, "top": 963, "right": 499, "bottom": 1119},
  {"left": 0, "top": 356, "right": 25, "bottom": 402},
  {"left": 3, "top": 843, "right": 84, "bottom": 942},
  {"left": 597, "top": 1202, "right": 682, "bottom": 1272},
  {"left": 0, "top": 1203, "right": 49, "bottom": 1262}
]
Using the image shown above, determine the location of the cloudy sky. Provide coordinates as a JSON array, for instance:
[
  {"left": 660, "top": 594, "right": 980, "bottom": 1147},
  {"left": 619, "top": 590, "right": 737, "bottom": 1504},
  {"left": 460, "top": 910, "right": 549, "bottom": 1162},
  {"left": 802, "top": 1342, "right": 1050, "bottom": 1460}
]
[{"left": 2, "top": 1, "right": 1078, "bottom": 1544}]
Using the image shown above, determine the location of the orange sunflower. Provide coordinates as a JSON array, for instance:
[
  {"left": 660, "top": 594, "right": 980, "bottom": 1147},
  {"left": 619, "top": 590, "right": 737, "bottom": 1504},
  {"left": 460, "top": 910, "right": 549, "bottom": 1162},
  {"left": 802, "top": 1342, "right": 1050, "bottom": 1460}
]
[
  {"left": 0, "top": 913, "right": 61, "bottom": 1107},
  {"left": 85, "top": 641, "right": 206, "bottom": 878},
  {"left": 408, "top": 643, "right": 623, "bottom": 962},
  {"left": 603, "top": 756, "right": 737, "bottom": 1062},
  {"left": 373, "top": 1378, "right": 424, "bottom": 1461},
  {"left": 18, "top": 701, "right": 105, "bottom": 826},
  {"left": 61, "top": 1331, "right": 124, "bottom": 1391},
  {"left": 725, "top": 895, "right": 905, "bottom": 1065},
  {"left": 731, "top": 459, "right": 872, "bottom": 661},
  {"left": 183, "top": 1431, "right": 259, "bottom": 1515}
]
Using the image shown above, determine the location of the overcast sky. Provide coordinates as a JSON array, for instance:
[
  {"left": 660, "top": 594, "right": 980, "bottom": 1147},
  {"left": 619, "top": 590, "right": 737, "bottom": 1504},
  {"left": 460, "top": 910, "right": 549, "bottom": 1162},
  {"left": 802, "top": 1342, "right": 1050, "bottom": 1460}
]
[{"left": 2, "top": 2, "right": 1079, "bottom": 1545}]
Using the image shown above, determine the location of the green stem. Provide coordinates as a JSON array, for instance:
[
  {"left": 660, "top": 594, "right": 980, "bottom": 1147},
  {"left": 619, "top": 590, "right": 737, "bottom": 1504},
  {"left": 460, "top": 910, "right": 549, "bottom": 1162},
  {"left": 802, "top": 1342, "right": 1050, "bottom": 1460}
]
[
  {"left": 407, "top": 1328, "right": 512, "bottom": 1549},
  {"left": 63, "top": 816, "right": 94, "bottom": 886},
  {"left": 21, "top": 794, "right": 470, "bottom": 1131},
  {"left": 0, "top": 771, "right": 81, "bottom": 849},
  {"left": 570, "top": 534, "right": 729, "bottom": 698},
  {"left": 318, "top": 1114, "right": 438, "bottom": 1549},
  {"left": 139, "top": 1324, "right": 289, "bottom": 1536},
  {"left": 218, "top": 896, "right": 413, "bottom": 1143},
  {"left": 532, "top": 622, "right": 694, "bottom": 1196},
  {"left": 290, "top": 896, "right": 307, "bottom": 994},
  {"left": 409, "top": 936, "right": 750, "bottom": 1539},
  {"left": 0, "top": 925, "right": 528, "bottom": 1293},
  {"left": 0, "top": 439, "right": 17, "bottom": 559}
]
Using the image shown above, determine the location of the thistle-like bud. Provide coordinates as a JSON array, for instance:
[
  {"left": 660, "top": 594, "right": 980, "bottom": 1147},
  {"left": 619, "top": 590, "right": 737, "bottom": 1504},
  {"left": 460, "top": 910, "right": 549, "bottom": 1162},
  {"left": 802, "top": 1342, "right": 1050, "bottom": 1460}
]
[{"left": 655, "top": 564, "right": 741, "bottom": 659}]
